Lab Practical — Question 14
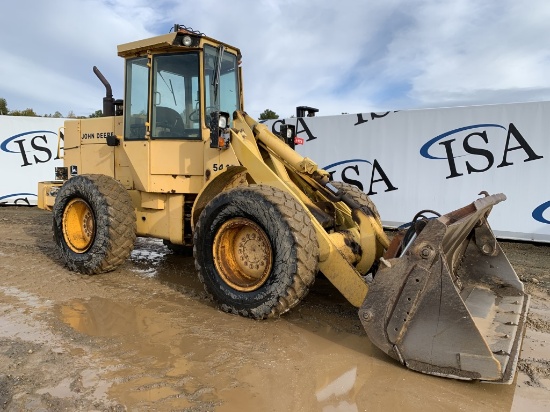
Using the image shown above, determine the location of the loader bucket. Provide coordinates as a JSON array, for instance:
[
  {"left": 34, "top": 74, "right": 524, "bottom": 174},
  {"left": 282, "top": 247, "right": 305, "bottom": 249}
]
[{"left": 359, "top": 193, "right": 529, "bottom": 383}]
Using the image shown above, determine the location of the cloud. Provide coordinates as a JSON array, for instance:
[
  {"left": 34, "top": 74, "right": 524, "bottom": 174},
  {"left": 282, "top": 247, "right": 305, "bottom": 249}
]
[
  {"left": 1, "top": 0, "right": 549, "bottom": 118},
  {"left": 0, "top": 0, "right": 155, "bottom": 115},
  {"left": 382, "top": 0, "right": 550, "bottom": 107}
]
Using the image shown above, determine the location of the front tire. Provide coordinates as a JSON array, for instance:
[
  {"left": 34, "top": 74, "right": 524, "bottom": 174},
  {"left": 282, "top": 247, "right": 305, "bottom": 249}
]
[
  {"left": 53, "top": 174, "right": 136, "bottom": 274},
  {"left": 194, "top": 185, "right": 319, "bottom": 319},
  {"left": 331, "top": 181, "right": 381, "bottom": 224}
]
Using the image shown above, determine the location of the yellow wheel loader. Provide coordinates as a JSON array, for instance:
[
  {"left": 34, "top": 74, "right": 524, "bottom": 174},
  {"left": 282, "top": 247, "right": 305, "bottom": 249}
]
[{"left": 37, "top": 25, "right": 529, "bottom": 383}]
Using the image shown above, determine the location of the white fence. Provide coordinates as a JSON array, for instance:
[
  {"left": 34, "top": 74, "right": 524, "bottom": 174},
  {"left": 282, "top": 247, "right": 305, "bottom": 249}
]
[
  {"left": 0, "top": 116, "right": 64, "bottom": 205},
  {"left": 2, "top": 102, "right": 549, "bottom": 242},
  {"left": 266, "top": 101, "right": 550, "bottom": 243}
]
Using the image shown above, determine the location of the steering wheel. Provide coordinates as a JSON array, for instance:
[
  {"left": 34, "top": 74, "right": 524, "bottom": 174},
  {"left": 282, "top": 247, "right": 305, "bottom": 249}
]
[
  {"left": 189, "top": 106, "right": 218, "bottom": 123},
  {"left": 155, "top": 106, "right": 186, "bottom": 136}
]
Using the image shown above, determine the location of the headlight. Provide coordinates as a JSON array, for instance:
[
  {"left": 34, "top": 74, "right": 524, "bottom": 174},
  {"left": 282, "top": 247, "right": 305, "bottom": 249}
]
[
  {"left": 182, "top": 35, "right": 193, "bottom": 46},
  {"left": 210, "top": 111, "right": 231, "bottom": 149}
]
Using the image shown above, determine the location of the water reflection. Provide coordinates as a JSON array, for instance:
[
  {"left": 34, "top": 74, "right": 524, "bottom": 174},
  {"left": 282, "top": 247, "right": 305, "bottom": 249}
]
[{"left": 316, "top": 367, "right": 358, "bottom": 412}]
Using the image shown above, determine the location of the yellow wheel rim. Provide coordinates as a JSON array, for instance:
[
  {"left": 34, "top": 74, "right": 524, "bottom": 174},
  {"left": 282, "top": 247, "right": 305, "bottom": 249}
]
[
  {"left": 62, "top": 198, "right": 95, "bottom": 253},
  {"left": 213, "top": 218, "right": 273, "bottom": 292}
]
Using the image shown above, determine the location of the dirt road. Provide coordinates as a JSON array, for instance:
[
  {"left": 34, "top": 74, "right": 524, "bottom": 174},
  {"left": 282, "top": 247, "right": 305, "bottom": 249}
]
[{"left": 0, "top": 207, "right": 549, "bottom": 411}]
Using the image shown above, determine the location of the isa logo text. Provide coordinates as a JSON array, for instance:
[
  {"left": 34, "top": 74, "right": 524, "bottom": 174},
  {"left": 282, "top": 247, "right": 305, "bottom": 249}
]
[
  {"left": 323, "top": 158, "right": 398, "bottom": 195},
  {"left": 1, "top": 130, "right": 59, "bottom": 167},
  {"left": 420, "top": 123, "right": 543, "bottom": 179}
]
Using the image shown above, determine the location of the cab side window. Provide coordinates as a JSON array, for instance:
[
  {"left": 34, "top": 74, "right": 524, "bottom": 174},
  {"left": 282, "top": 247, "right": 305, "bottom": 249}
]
[{"left": 124, "top": 57, "right": 149, "bottom": 140}]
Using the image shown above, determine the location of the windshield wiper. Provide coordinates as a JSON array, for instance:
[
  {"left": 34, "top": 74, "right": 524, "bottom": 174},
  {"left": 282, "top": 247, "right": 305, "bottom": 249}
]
[
  {"left": 212, "top": 45, "right": 225, "bottom": 111},
  {"left": 169, "top": 79, "right": 177, "bottom": 106},
  {"left": 158, "top": 71, "right": 177, "bottom": 106}
]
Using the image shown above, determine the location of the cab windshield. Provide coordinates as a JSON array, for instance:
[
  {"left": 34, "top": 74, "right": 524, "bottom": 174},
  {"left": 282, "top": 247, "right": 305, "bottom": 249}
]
[{"left": 151, "top": 53, "right": 201, "bottom": 139}]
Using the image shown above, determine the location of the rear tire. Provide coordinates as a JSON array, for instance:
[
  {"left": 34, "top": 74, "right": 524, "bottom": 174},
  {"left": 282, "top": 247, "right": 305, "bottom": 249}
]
[
  {"left": 53, "top": 174, "right": 136, "bottom": 274},
  {"left": 194, "top": 185, "right": 319, "bottom": 319}
]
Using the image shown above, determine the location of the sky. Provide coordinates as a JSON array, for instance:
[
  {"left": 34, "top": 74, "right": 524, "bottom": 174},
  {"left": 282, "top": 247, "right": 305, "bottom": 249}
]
[{"left": 1, "top": 0, "right": 550, "bottom": 119}]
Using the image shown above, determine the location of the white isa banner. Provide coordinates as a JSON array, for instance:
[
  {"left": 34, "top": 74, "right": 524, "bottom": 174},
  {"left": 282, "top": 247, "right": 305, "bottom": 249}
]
[
  {"left": 0, "top": 116, "right": 64, "bottom": 205},
  {"left": 266, "top": 101, "right": 550, "bottom": 243}
]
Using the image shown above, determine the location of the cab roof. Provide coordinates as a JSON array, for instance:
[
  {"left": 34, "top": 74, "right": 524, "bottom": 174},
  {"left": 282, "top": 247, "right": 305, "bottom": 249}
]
[{"left": 117, "top": 30, "right": 241, "bottom": 58}]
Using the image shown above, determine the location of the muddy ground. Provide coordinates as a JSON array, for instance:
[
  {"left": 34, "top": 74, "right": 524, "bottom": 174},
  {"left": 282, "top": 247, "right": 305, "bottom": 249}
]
[{"left": 0, "top": 206, "right": 548, "bottom": 412}]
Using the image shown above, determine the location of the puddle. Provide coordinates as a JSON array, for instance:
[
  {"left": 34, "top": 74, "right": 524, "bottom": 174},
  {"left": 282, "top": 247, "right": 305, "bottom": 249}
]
[
  {"left": 128, "top": 237, "right": 205, "bottom": 295},
  {"left": 56, "top": 293, "right": 518, "bottom": 411},
  {"left": 0, "top": 286, "right": 52, "bottom": 309},
  {"left": 59, "top": 298, "right": 149, "bottom": 337},
  {"left": 37, "top": 377, "right": 75, "bottom": 398},
  {"left": 0, "top": 287, "right": 55, "bottom": 343},
  {"left": 0, "top": 302, "right": 55, "bottom": 344},
  {"left": 52, "top": 239, "right": 522, "bottom": 410},
  {"left": 315, "top": 367, "right": 357, "bottom": 402},
  {"left": 126, "top": 238, "right": 169, "bottom": 279}
]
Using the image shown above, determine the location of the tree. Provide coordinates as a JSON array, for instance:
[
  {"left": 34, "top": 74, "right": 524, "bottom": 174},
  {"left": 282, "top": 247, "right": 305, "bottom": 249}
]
[
  {"left": 67, "top": 110, "right": 77, "bottom": 118},
  {"left": 44, "top": 111, "right": 63, "bottom": 118},
  {"left": 0, "top": 98, "right": 37, "bottom": 116},
  {"left": 0, "top": 98, "right": 8, "bottom": 115},
  {"left": 89, "top": 110, "right": 103, "bottom": 118},
  {"left": 259, "top": 109, "right": 279, "bottom": 120},
  {"left": 9, "top": 108, "right": 38, "bottom": 117}
]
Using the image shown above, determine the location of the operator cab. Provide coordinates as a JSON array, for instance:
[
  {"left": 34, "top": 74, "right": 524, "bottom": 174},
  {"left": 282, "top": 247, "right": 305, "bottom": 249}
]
[{"left": 118, "top": 25, "right": 242, "bottom": 142}]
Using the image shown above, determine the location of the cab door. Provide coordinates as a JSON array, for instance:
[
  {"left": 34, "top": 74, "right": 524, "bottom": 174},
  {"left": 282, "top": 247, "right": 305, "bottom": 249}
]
[
  {"left": 122, "top": 52, "right": 205, "bottom": 194},
  {"left": 149, "top": 52, "right": 204, "bottom": 193}
]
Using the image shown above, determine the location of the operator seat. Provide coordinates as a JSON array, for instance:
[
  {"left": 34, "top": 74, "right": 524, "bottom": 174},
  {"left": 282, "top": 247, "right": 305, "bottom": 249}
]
[{"left": 154, "top": 106, "right": 186, "bottom": 137}]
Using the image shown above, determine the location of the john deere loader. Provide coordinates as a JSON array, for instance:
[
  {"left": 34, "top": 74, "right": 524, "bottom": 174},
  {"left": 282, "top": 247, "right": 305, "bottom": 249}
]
[{"left": 37, "top": 25, "right": 529, "bottom": 383}]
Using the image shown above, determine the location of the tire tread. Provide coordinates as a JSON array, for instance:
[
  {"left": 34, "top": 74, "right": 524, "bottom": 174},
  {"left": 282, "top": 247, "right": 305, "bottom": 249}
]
[
  {"left": 53, "top": 174, "right": 136, "bottom": 274},
  {"left": 194, "top": 184, "right": 319, "bottom": 319}
]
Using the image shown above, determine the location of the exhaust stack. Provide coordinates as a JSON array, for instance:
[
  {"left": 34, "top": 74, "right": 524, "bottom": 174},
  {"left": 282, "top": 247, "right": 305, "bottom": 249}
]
[{"left": 93, "top": 66, "right": 114, "bottom": 117}]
